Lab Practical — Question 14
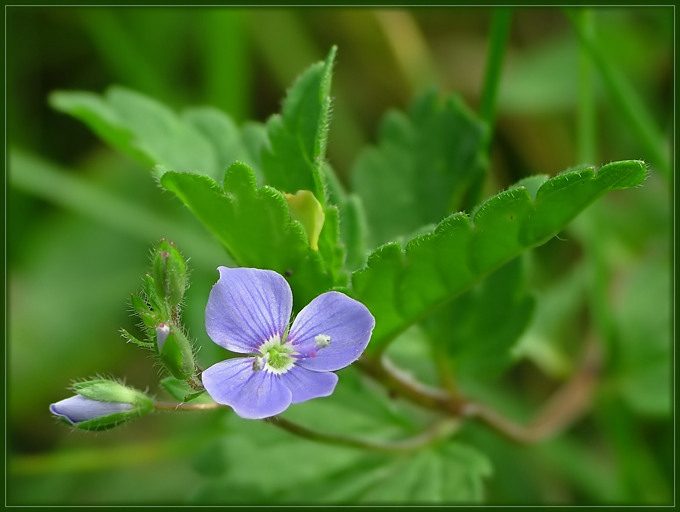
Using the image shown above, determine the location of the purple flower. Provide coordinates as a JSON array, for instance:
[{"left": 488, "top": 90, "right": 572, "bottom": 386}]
[{"left": 201, "top": 267, "right": 375, "bottom": 419}]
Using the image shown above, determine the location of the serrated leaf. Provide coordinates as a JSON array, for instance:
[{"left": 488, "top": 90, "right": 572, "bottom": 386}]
[
  {"left": 353, "top": 160, "right": 646, "bottom": 352},
  {"left": 50, "top": 86, "right": 219, "bottom": 178},
  {"left": 261, "top": 47, "right": 336, "bottom": 204},
  {"left": 422, "top": 257, "right": 535, "bottom": 381},
  {"left": 160, "top": 162, "right": 334, "bottom": 308},
  {"left": 351, "top": 89, "right": 487, "bottom": 248}
]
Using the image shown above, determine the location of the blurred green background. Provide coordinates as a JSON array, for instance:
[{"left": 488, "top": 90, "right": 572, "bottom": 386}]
[{"left": 7, "top": 6, "right": 673, "bottom": 505}]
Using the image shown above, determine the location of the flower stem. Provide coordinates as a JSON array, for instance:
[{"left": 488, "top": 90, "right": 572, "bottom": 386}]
[
  {"left": 266, "top": 416, "right": 459, "bottom": 454},
  {"left": 153, "top": 400, "right": 457, "bottom": 453},
  {"left": 154, "top": 334, "right": 598, "bottom": 446},
  {"left": 153, "top": 401, "right": 221, "bottom": 411},
  {"left": 357, "top": 335, "right": 600, "bottom": 444},
  {"left": 566, "top": 8, "right": 670, "bottom": 176},
  {"left": 479, "top": 7, "right": 512, "bottom": 148},
  {"left": 357, "top": 355, "right": 467, "bottom": 415},
  {"left": 575, "top": 8, "right": 597, "bottom": 165}
]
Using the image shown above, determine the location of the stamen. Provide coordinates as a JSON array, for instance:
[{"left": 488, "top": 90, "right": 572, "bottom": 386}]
[
  {"left": 314, "top": 334, "right": 331, "bottom": 349},
  {"left": 252, "top": 357, "right": 264, "bottom": 372}
]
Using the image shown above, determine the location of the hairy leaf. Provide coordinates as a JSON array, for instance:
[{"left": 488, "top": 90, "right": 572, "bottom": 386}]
[
  {"left": 353, "top": 161, "right": 646, "bottom": 352},
  {"left": 160, "top": 162, "right": 334, "bottom": 308},
  {"left": 261, "top": 46, "right": 336, "bottom": 204}
]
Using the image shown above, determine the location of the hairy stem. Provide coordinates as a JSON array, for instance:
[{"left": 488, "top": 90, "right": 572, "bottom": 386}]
[{"left": 357, "top": 334, "right": 601, "bottom": 444}]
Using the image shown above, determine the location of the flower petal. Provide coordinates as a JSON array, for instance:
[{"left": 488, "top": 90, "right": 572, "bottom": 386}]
[
  {"left": 287, "top": 291, "right": 375, "bottom": 372},
  {"left": 282, "top": 365, "right": 338, "bottom": 404},
  {"left": 201, "top": 357, "right": 292, "bottom": 419},
  {"left": 206, "top": 267, "right": 293, "bottom": 354},
  {"left": 49, "top": 395, "right": 132, "bottom": 424}
]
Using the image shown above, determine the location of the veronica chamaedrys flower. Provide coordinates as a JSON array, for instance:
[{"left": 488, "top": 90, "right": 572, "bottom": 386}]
[{"left": 201, "top": 267, "right": 375, "bottom": 419}]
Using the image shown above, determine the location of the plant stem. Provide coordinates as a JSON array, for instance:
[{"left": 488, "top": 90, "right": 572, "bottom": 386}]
[
  {"left": 153, "top": 400, "right": 457, "bottom": 453},
  {"left": 576, "top": 8, "right": 597, "bottom": 165},
  {"left": 566, "top": 8, "right": 670, "bottom": 176},
  {"left": 266, "top": 416, "right": 459, "bottom": 454},
  {"left": 358, "top": 335, "right": 600, "bottom": 445},
  {"left": 357, "top": 355, "right": 466, "bottom": 415},
  {"left": 465, "top": 8, "right": 512, "bottom": 211},
  {"left": 154, "top": 333, "right": 599, "bottom": 446},
  {"left": 153, "top": 401, "right": 221, "bottom": 411},
  {"left": 480, "top": 7, "right": 513, "bottom": 147}
]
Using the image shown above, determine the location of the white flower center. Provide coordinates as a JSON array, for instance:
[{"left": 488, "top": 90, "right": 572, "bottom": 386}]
[{"left": 256, "top": 335, "right": 297, "bottom": 375}]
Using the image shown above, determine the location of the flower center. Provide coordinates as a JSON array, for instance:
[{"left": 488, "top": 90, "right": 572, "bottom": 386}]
[{"left": 256, "top": 336, "right": 297, "bottom": 375}]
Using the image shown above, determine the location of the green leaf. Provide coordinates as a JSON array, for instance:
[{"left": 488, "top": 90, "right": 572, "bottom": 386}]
[
  {"left": 306, "top": 442, "right": 491, "bottom": 504},
  {"left": 160, "top": 162, "right": 334, "bottom": 308},
  {"left": 183, "top": 107, "right": 267, "bottom": 180},
  {"left": 322, "top": 161, "right": 368, "bottom": 271},
  {"left": 50, "top": 86, "right": 220, "bottom": 178},
  {"left": 261, "top": 46, "right": 336, "bottom": 204},
  {"left": 351, "top": 89, "right": 487, "bottom": 248},
  {"left": 190, "top": 414, "right": 365, "bottom": 505},
  {"left": 353, "top": 160, "right": 646, "bottom": 352},
  {"left": 422, "top": 257, "right": 535, "bottom": 381}
]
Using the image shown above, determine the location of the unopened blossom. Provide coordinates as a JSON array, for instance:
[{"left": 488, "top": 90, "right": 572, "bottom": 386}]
[
  {"left": 49, "top": 379, "right": 153, "bottom": 431},
  {"left": 50, "top": 395, "right": 133, "bottom": 425},
  {"left": 201, "top": 267, "right": 375, "bottom": 419}
]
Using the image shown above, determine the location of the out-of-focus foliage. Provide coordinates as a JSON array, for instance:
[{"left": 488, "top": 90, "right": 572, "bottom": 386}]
[{"left": 7, "top": 6, "right": 672, "bottom": 506}]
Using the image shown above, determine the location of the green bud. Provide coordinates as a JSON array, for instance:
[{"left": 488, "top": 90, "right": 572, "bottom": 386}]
[
  {"left": 152, "top": 239, "right": 188, "bottom": 308},
  {"left": 159, "top": 325, "right": 195, "bottom": 380},
  {"left": 50, "top": 380, "right": 153, "bottom": 431},
  {"left": 284, "top": 190, "right": 325, "bottom": 251}
]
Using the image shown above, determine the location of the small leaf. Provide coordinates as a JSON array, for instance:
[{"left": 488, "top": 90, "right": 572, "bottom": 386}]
[
  {"left": 353, "top": 160, "right": 646, "bottom": 352},
  {"left": 261, "top": 47, "right": 337, "bottom": 204},
  {"left": 120, "top": 328, "right": 155, "bottom": 349}
]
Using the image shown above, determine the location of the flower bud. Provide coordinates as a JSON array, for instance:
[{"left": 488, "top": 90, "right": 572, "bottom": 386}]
[
  {"left": 284, "top": 190, "right": 325, "bottom": 251},
  {"left": 152, "top": 239, "right": 188, "bottom": 308},
  {"left": 156, "top": 323, "right": 171, "bottom": 351},
  {"left": 159, "top": 326, "right": 195, "bottom": 380},
  {"left": 49, "top": 380, "right": 152, "bottom": 431}
]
